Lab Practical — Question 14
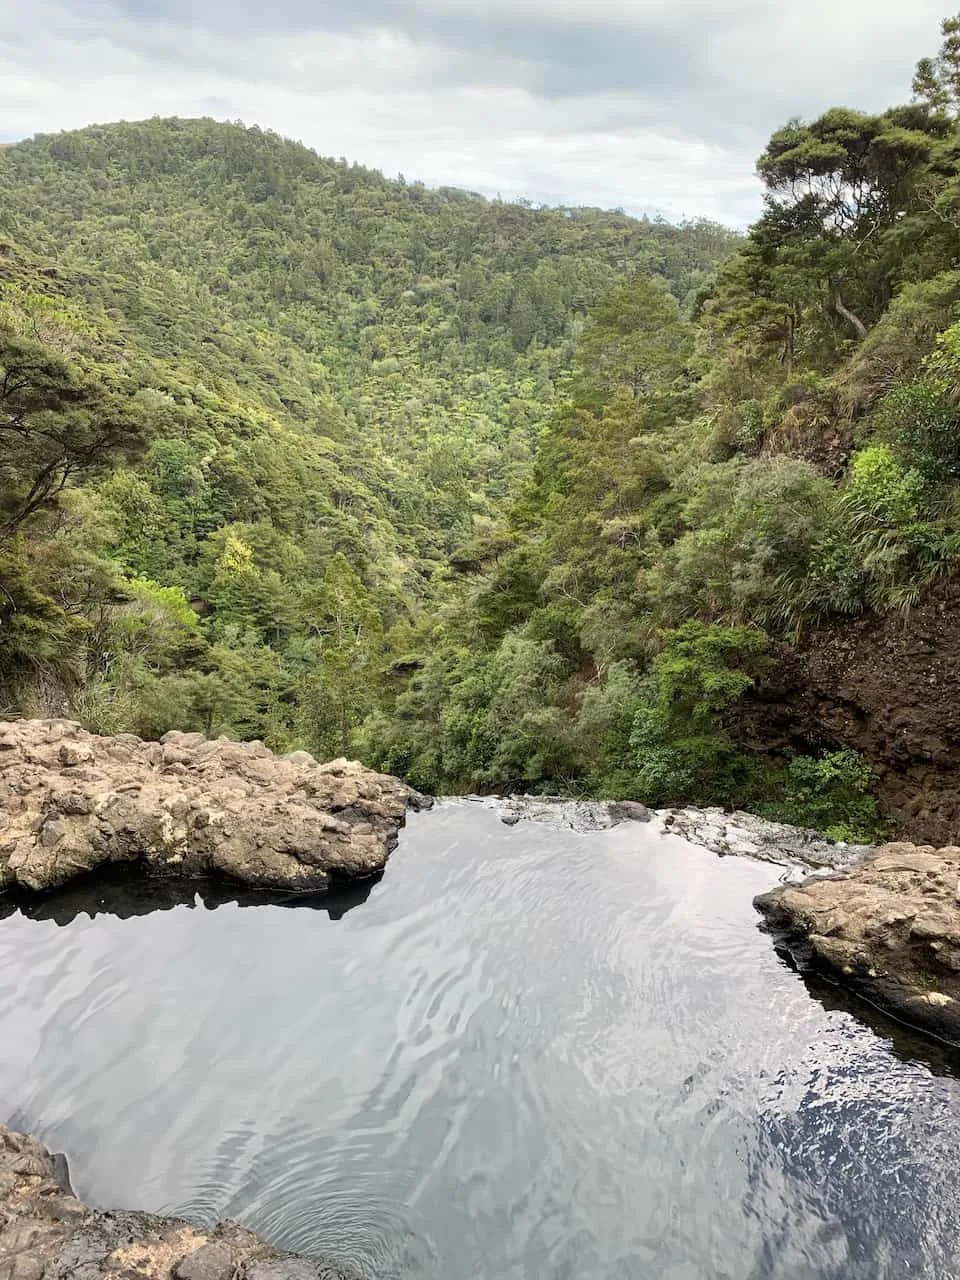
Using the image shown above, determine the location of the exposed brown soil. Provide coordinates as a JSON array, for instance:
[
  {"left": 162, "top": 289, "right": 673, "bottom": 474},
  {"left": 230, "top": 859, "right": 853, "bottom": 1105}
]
[{"left": 743, "top": 574, "right": 960, "bottom": 844}]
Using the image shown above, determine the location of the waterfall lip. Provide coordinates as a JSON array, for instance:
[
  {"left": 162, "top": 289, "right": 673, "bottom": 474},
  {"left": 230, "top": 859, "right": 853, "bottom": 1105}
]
[
  {"left": 462, "top": 793, "right": 653, "bottom": 833},
  {"left": 461, "top": 793, "right": 870, "bottom": 872},
  {"left": 657, "top": 805, "right": 872, "bottom": 872}
]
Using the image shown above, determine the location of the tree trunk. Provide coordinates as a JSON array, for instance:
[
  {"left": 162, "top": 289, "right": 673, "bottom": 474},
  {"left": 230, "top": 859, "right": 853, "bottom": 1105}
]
[{"left": 833, "top": 289, "right": 869, "bottom": 341}]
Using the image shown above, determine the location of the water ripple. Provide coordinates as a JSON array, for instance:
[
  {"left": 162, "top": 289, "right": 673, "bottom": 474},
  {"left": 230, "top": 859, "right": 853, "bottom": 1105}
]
[{"left": 1, "top": 800, "right": 959, "bottom": 1279}]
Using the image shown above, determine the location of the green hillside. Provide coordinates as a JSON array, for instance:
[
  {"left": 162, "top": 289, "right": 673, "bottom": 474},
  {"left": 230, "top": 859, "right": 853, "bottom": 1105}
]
[
  {"left": 10, "top": 11, "right": 960, "bottom": 843},
  {"left": 358, "top": 14, "right": 960, "bottom": 840},
  {"left": 0, "top": 117, "right": 735, "bottom": 755}
]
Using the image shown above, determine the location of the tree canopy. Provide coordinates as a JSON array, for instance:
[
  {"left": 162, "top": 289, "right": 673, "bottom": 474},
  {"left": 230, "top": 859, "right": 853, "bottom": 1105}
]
[{"left": 7, "top": 13, "right": 960, "bottom": 841}]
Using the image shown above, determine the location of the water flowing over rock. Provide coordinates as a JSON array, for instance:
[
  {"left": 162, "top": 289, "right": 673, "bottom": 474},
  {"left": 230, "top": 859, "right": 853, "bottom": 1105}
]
[
  {"left": 659, "top": 806, "right": 870, "bottom": 869},
  {"left": 478, "top": 794, "right": 652, "bottom": 832},
  {"left": 0, "top": 1124, "right": 357, "bottom": 1279},
  {"left": 755, "top": 842, "right": 960, "bottom": 1045},
  {"left": 0, "top": 720, "right": 430, "bottom": 897}
]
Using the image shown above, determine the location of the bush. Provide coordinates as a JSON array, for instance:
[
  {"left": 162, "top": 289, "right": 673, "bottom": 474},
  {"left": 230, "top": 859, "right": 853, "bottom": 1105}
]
[
  {"left": 762, "top": 749, "right": 884, "bottom": 843},
  {"left": 629, "top": 703, "right": 759, "bottom": 807},
  {"left": 875, "top": 378, "right": 960, "bottom": 482},
  {"left": 627, "top": 622, "right": 768, "bottom": 807}
]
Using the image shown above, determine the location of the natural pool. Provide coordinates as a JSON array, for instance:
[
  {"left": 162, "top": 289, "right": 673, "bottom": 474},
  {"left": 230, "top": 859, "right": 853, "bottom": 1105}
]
[{"left": 1, "top": 801, "right": 959, "bottom": 1279}]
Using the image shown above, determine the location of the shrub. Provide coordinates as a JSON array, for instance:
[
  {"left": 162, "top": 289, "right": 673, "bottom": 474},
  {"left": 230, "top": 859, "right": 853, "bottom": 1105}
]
[
  {"left": 762, "top": 749, "right": 884, "bottom": 843},
  {"left": 875, "top": 378, "right": 960, "bottom": 482},
  {"left": 627, "top": 622, "right": 768, "bottom": 807}
]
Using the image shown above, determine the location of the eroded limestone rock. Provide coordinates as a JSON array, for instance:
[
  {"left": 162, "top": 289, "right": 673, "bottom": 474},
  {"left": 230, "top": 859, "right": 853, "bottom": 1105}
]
[
  {"left": 0, "top": 720, "right": 430, "bottom": 896},
  {"left": 755, "top": 842, "right": 960, "bottom": 1045},
  {"left": 0, "top": 1125, "right": 356, "bottom": 1279}
]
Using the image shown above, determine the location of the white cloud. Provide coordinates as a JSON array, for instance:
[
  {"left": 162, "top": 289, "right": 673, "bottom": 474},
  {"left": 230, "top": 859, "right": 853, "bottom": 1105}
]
[{"left": 0, "top": 0, "right": 950, "bottom": 226}]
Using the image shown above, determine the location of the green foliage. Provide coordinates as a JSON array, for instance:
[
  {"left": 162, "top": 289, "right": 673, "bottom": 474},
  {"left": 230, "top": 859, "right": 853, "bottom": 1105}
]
[
  {"left": 762, "top": 750, "right": 884, "bottom": 843},
  {"left": 842, "top": 271, "right": 960, "bottom": 409},
  {"left": 13, "top": 13, "right": 960, "bottom": 839},
  {"left": 650, "top": 622, "right": 767, "bottom": 723},
  {"left": 624, "top": 624, "right": 767, "bottom": 807},
  {"left": 0, "top": 119, "right": 735, "bottom": 749},
  {"left": 913, "top": 14, "right": 960, "bottom": 115},
  {"left": 362, "top": 14, "right": 960, "bottom": 828},
  {"left": 847, "top": 444, "right": 924, "bottom": 525},
  {"left": 0, "top": 330, "right": 156, "bottom": 536}
]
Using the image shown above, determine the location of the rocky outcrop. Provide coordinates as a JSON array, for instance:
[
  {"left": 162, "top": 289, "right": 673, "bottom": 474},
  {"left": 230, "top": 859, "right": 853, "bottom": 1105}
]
[
  {"left": 755, "top": 842, "right": 960, "bottom": 1045},
  {"left": 478, "top": 794, "right": 652, "bottom": 832},
  {"left": 660, "top": 807, "right": 870, "bottom": 869},
  {"left": 0, "top": 1124, "right": 355, "bottom": 1279},
  {"left": 0, "top": 720, "right": 430, "bottom": 897}
]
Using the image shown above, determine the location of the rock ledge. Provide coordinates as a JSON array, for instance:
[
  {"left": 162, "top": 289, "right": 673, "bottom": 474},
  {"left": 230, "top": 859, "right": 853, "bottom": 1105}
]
[
  {"left": 0, "top": 720, "right": 430, "bottom": 896},
  {"left": 659, "top": 806, "right": 870, "bottom": 869},
  {"left": 0, "top": 1123, "right": 355, "bottom": 1279},
  {"left": 755, "top": 842, "right": 960, "bottom": 1045}
]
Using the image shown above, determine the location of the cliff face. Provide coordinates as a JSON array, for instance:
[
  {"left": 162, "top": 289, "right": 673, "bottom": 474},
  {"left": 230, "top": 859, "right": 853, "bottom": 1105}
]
[{"left": 746, "top": 575, "right": 960, "bottom": 845}]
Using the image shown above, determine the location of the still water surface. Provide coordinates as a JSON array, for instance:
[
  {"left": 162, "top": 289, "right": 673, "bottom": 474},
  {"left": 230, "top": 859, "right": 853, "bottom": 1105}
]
[{"left": 1, "top": 801, "right": 960, "bottom": 1279}]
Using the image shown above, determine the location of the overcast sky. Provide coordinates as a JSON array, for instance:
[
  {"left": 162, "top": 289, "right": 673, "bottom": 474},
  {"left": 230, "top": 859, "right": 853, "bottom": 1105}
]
[{"left": 0, "top": 0, "right": 951, "bottom": 226}]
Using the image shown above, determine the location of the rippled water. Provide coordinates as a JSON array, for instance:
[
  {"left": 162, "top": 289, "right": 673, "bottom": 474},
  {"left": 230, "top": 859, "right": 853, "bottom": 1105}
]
[{"left": 2, "top": 801, "right": 960, "bottom": 1279}]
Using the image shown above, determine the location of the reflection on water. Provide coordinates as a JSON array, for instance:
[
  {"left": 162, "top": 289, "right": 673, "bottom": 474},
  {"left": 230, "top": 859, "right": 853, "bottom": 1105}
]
[
  {"left": 0, "top": 868, "right": 380, "bottom": 926},
  {"left": 1, "top": 802, "right": 958, "bottom": 1280}
]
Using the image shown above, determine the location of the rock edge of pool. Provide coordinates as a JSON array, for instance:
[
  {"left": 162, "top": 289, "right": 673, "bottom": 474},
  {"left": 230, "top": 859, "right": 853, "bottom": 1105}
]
[
  {"left": 5, "top": 719, "right": 960, "bottom": 1275},
  {"left": 755, "top": 841, "right": 960, "bottom": 1047},
  {"left": 0, "top": 718, "right": 431, "bottom": 898},
  {"left": 0, "top": 1123, "right": 357, "bottom": 1279}
]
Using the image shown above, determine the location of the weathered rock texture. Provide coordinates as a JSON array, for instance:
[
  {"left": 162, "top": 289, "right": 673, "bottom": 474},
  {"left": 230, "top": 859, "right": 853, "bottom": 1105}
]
[
  {"left": 660, "top": 806, "right": 869, "bottom": 870},
  {"left": 479, "top": 794, "right": 651, "bottom": 832},
  {"left": 755, "top": 842, "right": 960, "bottom": 1045},
  {"left": 0, "top": 720, "right": 430, "bottom": 896},
  {"left": 0, "top": 1124, "right": 355, "bottom": 1279}
]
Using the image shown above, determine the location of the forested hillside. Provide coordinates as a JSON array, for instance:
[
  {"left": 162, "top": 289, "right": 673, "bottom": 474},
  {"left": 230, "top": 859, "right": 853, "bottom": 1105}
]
[
  {"left": 0, "top": 118, "right": 734, "bottom": 758},
  {"left": 8, "top": 13, "right": 960, "bottom": 844},
  {"left": 362, "top": 14, "right": 960, "bottom": 842}
]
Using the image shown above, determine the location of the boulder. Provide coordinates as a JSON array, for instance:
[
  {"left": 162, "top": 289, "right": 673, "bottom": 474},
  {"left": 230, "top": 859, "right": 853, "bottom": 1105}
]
[
  {"left": 0, "top": 1124, "right": 357, "bottom": 1279},
  {"left": 0, "top": 720, "right": 431, "bottom": 897},
  {"left": 755, "top": 841, "right": 960, "bottom": 1045}
]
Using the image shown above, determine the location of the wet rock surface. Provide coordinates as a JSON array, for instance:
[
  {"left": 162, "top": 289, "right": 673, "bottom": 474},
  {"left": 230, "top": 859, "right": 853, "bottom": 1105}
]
[
  {"left": 478, "top": 794, "right": 652, "bottom": 832},
  {"left": 755, "top": 842, "right": 960, "bottom": 1045},
  {"left": 659, "top": 806, "right": 870, "bottom": 869},
  {"left": 478, "top": 796, "right": 869, "bottom": 871},
  {"left": 0, "top": 1124, "right": 356, "bottom": 1279},
  {"left": 0, "top": 720, "right": 430, "bottom": 897}
]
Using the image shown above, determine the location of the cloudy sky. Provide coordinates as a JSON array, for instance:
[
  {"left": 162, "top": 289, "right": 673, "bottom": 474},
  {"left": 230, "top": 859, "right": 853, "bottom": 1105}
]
[{"left": 0, "top": 0, "right": 951, "bottom": 225}]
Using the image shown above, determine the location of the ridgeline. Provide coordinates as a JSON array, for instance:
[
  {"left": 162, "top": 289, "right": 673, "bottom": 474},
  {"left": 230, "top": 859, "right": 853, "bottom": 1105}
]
[{"left": 6, "top": 14, "right": 960, "bottom": 842}]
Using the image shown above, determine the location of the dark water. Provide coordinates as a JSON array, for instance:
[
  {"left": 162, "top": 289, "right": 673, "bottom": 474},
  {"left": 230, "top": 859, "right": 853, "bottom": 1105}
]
[{"left": 2, "top": 801, "right": 960, "bottom": 1280}]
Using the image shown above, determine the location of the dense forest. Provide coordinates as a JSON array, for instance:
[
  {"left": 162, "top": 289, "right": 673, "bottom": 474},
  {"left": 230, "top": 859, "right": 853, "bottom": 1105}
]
[
  {"left": 0, "top": 118, "right": 734, "bottom": 756},
  {"left": 6, "top": 14, "right": 960, "bottom": 839}
]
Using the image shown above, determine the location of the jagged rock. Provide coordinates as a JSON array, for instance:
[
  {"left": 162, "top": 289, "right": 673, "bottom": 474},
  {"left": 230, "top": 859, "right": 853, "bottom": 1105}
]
[
  {"left": 0, "top": 720, "right": 431, "bottom": 897},
  {"left": 755, "top": 842, "right": 960, "bottom": 1045},
  {"left": 659, "top": 806, "right": 870, "bottom": 869},
  {"left": 0, "top": 1125, "right": 357, "bottom": 1279}
]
